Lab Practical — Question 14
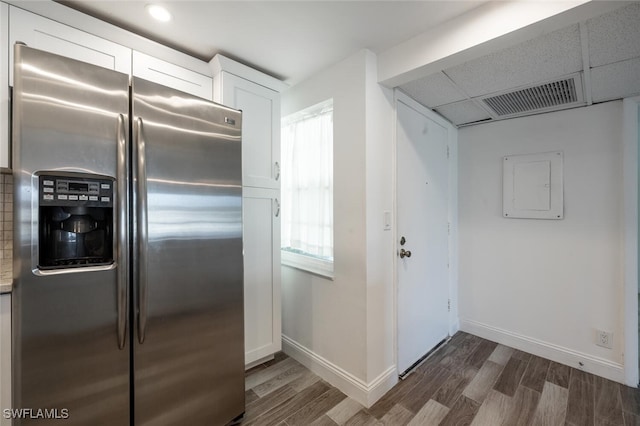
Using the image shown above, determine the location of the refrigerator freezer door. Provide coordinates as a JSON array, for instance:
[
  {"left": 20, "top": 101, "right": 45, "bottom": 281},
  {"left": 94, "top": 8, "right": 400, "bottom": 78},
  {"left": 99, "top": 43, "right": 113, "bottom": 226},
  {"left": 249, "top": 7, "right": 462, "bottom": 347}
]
[
  {"left": 12, "top": 45, "right": 130, "bottom": 424},
  {"left": 132, "top": 77, "right": 244, "bottom": 425}
]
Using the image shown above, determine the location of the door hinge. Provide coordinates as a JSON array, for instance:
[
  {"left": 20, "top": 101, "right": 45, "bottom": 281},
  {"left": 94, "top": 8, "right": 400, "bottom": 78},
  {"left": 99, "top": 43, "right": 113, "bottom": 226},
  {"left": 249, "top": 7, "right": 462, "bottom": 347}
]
[
  {"left": 447, "top": 222, "right": 450, "bottom": 235},
  {"left": 446, "top": 145, "right": 450, "bottom": 159},
  {"left": 448, "top": 299, "right": 451, "bottom": 312}
]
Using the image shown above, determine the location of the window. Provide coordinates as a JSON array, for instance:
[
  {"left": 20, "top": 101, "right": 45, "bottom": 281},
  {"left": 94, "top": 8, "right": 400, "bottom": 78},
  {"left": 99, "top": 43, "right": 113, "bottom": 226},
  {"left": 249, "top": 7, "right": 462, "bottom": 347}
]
[{"left": 281, "top": 99, "right": 334, "bottom": 278}]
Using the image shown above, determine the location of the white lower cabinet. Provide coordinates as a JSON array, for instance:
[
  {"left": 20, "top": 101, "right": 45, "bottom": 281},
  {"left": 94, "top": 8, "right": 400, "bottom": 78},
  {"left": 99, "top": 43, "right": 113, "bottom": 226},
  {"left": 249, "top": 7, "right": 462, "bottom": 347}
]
[
  {"left": 0, "top": 294, "right": 11, "bottom": 426},
  {"left": 243, "top": 187, "right": 281, "bottom": 366}
]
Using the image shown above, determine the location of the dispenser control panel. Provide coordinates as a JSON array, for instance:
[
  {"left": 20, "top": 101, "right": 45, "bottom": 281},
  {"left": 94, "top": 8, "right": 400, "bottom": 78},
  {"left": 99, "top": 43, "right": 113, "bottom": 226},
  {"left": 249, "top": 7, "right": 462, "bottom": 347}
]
[{"left": 39, "top": 174, "right": 114, "bottom": 208}]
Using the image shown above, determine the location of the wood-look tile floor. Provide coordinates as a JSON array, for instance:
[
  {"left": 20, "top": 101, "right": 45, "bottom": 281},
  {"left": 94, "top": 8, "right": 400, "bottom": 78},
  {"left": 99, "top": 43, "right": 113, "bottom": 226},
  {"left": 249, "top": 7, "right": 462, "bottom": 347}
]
[{"left": 242, "top": 332, "right": 640, "bottom": 426}]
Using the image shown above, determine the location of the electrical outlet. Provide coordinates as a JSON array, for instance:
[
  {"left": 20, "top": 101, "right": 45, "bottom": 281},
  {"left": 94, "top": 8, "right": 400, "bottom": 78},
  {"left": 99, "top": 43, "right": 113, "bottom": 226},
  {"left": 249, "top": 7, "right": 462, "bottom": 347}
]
[{"left": 596, "top": 330, "right": 613, "bottom": 349}]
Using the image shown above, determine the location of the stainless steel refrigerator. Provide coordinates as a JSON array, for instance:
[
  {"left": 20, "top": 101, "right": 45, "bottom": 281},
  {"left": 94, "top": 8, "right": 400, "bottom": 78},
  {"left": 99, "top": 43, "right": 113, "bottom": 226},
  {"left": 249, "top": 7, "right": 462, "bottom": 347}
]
[{"left": 12, "top": 44, "right": 245, "bottom": 425}]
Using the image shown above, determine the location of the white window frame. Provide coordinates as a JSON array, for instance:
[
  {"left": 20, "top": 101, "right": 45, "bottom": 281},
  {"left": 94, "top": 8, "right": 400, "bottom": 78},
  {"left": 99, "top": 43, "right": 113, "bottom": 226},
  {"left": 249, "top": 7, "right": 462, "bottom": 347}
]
[{"left": 281, "top": 99, "right": 334, "bottom": 279}]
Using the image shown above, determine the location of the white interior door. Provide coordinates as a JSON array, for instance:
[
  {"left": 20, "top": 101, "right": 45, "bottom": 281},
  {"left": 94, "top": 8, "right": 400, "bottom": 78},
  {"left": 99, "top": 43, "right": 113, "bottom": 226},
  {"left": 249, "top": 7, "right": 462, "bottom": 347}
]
[{"left": 396, "top": 98, "right": 450, "bottom": 376}]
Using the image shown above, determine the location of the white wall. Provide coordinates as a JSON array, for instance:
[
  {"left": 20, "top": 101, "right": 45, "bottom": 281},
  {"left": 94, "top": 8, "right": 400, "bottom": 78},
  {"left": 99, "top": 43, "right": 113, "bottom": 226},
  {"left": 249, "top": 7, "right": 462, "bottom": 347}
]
[
  {"left": 458, "top": 101, "right": 625, "bottom": 382},
  {"left": 281, "top": 50, "right": 396, "bottom": 406},
  {"left": 281, "top": 50, "right": 368, "bottom": 382},
  {"left": 364, "top": 51, "right": 395, "bottom": 390},
  {"left": 622, "top": 96, "right": 639, "bottom": 386}
]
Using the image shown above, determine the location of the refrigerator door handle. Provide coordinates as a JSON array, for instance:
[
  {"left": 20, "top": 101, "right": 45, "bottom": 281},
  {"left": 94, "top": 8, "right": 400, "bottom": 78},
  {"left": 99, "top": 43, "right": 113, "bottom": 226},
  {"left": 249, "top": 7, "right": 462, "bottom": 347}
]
[
  {"left": 136, "top": 117, "right": 149, "bottom": 344},
  {"left": 117, "top": 114, "right": 128, "bottom": 350}
]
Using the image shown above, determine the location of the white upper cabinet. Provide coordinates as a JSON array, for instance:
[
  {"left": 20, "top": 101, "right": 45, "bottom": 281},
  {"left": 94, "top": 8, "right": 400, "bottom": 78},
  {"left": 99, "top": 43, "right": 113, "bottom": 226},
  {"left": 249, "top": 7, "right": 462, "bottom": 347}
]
[
  {"left": 8, "top": 6, "right": 131, "bottom": 85},
  {"left": 211, "top": 55, "right": 287, "bottom": 189},
  {"left": 132, "top": 51, "right": 213, "bottom": 101},
  {"left": 1, "top": 3, "right": 9, "bottom": 168},
  {"left": 222, "top": 73, "right": 280, "bottom": 188}
]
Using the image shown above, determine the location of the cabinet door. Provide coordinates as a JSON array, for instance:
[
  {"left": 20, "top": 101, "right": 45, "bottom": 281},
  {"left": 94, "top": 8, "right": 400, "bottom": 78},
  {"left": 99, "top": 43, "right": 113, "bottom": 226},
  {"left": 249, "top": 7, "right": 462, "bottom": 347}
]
[
  {"left": 222, "top": 73, "right": 281, "bottom": 189},
  {"left": 0, "top": 294, "right": 11, "bottom": 426},
  {"left": 243, "top": 187, "right": 281, "bottom": 365},
  {"left": 1, "top": 3, "right": 8, "bottom": 168},
  {"left": 9, "top": 6, "right": 131, "bottom": 85},
  {"left": 132, "top": 51, "right": 212, "bottom": 101}
]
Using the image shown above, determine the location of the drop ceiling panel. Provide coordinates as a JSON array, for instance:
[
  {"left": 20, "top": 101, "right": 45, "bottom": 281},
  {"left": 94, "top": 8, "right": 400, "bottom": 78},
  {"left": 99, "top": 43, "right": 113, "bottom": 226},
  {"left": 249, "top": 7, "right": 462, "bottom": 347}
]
[
  {"left": 587, "top": 3, "right": 640, "bottom": 68},
  {"left": 436, "top": 100, "right": 491, "bottom": 126},
  {"left": 445, "top": 24, "right": 583, "bottom": 98},
  {"left": 591, "top": 57, "right": 640, "bottom": 103},
  {"left": 398, "top": 72, "right": 466, "bottom": 108}
]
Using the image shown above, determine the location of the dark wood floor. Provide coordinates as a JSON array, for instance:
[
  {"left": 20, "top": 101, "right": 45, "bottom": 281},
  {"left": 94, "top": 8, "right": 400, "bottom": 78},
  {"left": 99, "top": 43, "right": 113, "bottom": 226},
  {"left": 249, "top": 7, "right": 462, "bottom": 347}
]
[{"left": 242, "top": 332, "right": 640, "bottom": 426}]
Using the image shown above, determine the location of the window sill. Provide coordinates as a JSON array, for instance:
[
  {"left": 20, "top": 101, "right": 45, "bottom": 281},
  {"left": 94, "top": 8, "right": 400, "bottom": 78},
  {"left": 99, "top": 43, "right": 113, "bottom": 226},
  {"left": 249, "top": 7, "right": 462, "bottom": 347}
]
[{"left": 281, "top": 250, "right": 334, "bottom": 280}]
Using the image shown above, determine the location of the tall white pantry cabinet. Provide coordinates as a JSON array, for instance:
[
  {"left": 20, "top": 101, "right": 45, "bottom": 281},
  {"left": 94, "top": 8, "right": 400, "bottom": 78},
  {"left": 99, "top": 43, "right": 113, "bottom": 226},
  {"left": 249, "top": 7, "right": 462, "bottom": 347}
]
[{"left": 211, "top": 55, "right": 286, "bottom": 367}]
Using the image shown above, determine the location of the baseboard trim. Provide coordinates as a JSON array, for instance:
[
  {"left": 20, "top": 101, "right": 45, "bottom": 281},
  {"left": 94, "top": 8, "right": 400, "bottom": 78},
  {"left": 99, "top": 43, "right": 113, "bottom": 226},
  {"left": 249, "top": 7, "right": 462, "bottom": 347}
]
[
  {"left": 245, "top": 354, "right": 274, "bottom": 371},
  {"left": 281, "top": 335, "right": 397, "bottom": 407},
  {"left": 460, "top": 319, "right": 625, "bottom": 384},
  {"left": 449, "top": 319, "right": 460, "bottom": 337}
]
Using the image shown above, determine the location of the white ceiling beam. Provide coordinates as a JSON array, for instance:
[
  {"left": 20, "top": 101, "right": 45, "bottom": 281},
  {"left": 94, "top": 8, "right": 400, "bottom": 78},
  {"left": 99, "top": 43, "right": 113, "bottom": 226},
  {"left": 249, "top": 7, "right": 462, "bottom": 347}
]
[
  {"left": 579, "top": 21, "right": 593, "bottom": 105},
  {"left": 377, "top": 0, "right": 629, "bottom": 88}
]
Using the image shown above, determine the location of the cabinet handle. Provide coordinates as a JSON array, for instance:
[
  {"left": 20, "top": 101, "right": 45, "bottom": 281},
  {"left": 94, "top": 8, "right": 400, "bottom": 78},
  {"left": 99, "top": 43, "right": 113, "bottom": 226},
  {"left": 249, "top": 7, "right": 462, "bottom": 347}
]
[
  {"left": 274, "top": 161, "right": 280, "bottom": 181},
  {"left": 274, "top": 198, "right": 280, "bottom": 218}
]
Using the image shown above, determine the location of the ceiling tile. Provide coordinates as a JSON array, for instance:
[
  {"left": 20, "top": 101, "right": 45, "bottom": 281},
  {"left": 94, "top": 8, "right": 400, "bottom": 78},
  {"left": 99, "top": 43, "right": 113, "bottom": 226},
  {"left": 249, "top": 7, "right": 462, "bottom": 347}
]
[
  {"left": 436, "top": 101, "right": 492, "bottom": 126},
  {"left": 587, "top": 3, "right": 640, "bottom": 68},
  {"left": 398, "top": 72, "right": 466, "bottom": 108},
  {"left": 591, "top": 57, "right": 640, "bottom": 103},
  {"left": 445, "top": 24, "right": 582, "bottom": 98}
]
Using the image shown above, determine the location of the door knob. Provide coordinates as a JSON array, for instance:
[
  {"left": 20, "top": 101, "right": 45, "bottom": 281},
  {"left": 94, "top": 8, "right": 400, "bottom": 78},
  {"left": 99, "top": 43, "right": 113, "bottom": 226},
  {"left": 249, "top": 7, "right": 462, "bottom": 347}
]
[{"left": 400, "top": 248, "right": 412, "bottom": 259}]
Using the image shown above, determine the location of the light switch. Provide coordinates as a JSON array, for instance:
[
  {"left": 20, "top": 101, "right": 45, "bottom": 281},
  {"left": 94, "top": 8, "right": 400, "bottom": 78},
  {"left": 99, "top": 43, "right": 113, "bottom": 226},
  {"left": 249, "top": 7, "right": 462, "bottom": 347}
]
[{"left": 383, "top": 211, "right": 391, "bottom": 230}]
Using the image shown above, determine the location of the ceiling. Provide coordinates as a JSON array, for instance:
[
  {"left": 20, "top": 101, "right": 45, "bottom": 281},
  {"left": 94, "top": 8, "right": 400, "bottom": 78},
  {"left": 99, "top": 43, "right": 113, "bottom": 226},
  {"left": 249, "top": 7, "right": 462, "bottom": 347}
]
[
  {"left": 398, "top": 2, "right": 640, "bottom": 126},
  {"left": 57, "top": 0, "right": 486, "bottom": 85},
  {"left": 56, "top": 1, "right": 640, "bottom": 127}
]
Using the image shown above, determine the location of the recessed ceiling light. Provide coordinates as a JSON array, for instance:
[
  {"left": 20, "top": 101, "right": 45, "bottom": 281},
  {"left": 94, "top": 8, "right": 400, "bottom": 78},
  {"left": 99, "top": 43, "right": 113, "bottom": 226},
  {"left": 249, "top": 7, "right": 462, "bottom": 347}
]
[{"left": 146, "top": 4, "right": 172, "bottom": 22}]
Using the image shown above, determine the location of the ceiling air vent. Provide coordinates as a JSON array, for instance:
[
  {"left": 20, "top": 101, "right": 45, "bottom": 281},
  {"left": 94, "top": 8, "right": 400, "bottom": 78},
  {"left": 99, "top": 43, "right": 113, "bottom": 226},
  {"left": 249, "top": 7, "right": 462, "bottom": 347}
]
[{"left": 480, "top": 74, "right": 584, "bottom": 119}]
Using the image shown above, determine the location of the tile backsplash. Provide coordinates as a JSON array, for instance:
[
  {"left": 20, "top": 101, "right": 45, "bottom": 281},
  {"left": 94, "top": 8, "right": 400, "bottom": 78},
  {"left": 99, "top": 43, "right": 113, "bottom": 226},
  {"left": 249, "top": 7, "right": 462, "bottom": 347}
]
[{"left": 1, "top": 169, "right": 13, "bottom": 284}]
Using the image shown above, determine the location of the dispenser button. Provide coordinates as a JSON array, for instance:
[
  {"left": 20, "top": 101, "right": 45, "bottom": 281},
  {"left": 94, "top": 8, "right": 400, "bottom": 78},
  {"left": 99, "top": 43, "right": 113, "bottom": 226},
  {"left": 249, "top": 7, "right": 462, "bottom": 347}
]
[
  {"left": 101, "top": 183, "right": 111, "bottom": 190},
  {"left": 101, "top": 197, "right": 110, "bottom": 203},
  {"left": 89, "top": 196, "right": 99, "bottom": 201},
  {"left": 43, "top": 194, "right": 54, "bottom": 201},
  {"left": 43, "top": 187, "right": 54, "bottom": 193},
  {"left": 69, "top": 195, "right": 79, "bottom": 201},
  {"left": 58, "top": 195, "right": 68, "bottom": 200},
  {"left": 79, "top": 195, "right": 88, "bottom": 201},
  {"left": 43, "top": 180, "right": 54, "bottom": 186}
]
